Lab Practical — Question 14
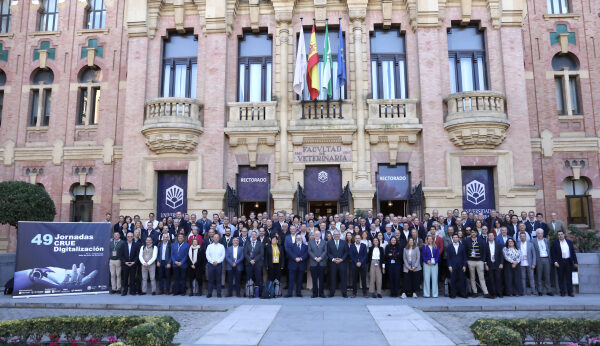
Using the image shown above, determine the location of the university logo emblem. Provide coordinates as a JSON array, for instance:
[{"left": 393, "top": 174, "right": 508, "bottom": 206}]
[
  {"left": 165, "top": 185, "right": 184, "bottom": 209},
  {"left": 465, "top": 180, "right": 485, "bottom": 205},
  {"left": 318, "top": 171, "right": 328, "bottom": 183}
]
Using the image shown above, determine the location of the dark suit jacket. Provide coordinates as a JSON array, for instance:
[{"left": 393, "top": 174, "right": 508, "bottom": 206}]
[
  {"left": 447, "top": 242, "right": 467, "bottom": 269},
  {"left": 349, "top": 243, "right": 368, "bottom": 267},
  {"left": 366, "top": 246, "right": 385, "bottom": 270},
  {"left": 326, "top": 239, "right": 348, "bottom": 263},
  {"left": 244, "top": 240, "right": 264, "bottom": 267},
  {"left": 483, "top": 241, "right": 504, "bottom": 269},
  {"left": 156, "top": 241, "right": 172, "bottom": 265},
  {"left": 119, "top": 241, "right": 140, "bottom": 265},
  {"left": 264, "top": 243, "right": 285, "bottom": 271},
  {"left": 225, "top": 246, "right": 245, "bottom": 271},
  {"left": 550, "top": 239, "right": 578, "bottom": 265},
  {"left": 286, "top": 242, "right": 308, "bottom": 271}
]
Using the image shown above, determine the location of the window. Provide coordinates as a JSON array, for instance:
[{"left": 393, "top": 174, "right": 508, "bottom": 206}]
[
  {"left": 86, "top": 0, "right": 106, "bottom": 29},
  {"left": 39, "top": 0, "right": 59, "bottom": 32},
  {"left": 552, "top": 53, "right": 580, "bottom": 115},
  {"left": 370, "top": 29, "right": 407, "bottom": 99},
  {"left": 162, "top": 33, "right": 197, "bottom": 98},
  {"left": 448, "top": 25, "right": 487, "bottom": 93},
  {"left": 547, "top": 0, "right": 570, "bottom": 14},
  {"left": 299, "top": 28, "right": 346, "bottom": 101},
  {"left": 0, "top": 0, "right": 10, "bottom": 33},
  {"left": 77, "top": 66, "right": 101, "bottom": 125},
  {"left": 562, "top": 177, "right": 592, "bottom": 226},
  {"left": 238, "top": 33, "right": 272, "bottom": 102},
  {"left": 71, "top": 183, "right": 94, "bottom": 222},
  {"left": 0, "top": 69, "right": 5, "bottom": 127},
  {"left": 29, "top": 69, "right": 54, "bottom": 127}
]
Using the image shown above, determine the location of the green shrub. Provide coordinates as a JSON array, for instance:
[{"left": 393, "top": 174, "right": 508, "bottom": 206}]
[
  {"left": 568, "top": 225, "right": 600, "bottom": 252},
  {"left": 0, "top": 315, "right": 179, "bottom": 345},
  {"left": 470, "top": 318, "right": 600, "bottom": 345},
  {"left": 0, "top": 181, "right": 56, "bottom": 229}
]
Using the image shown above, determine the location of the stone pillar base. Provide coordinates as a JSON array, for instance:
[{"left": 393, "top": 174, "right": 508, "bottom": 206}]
[
  {"left": 271, "top": 186, "right": 295, "bottom": 214},
  {"left": 352, "top": 186, "right": 376, "bottom": 212}
]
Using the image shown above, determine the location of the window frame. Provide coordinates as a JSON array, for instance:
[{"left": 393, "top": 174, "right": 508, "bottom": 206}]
[
  {"left": 237, "top": 56, "right": 272, "bottom": 102},
  {"left": 86, "top": 0, "right": 106, "bottom": 30},
  {"left": 77, "top": 85, "right": 101, "bottom": 125},
  {"left": 161, "top": 57, "right": 197, "bottom": 98},
  {"left": 448, "top": 51, "right": 488, "bottom": 93},
  {"left": 29, "top": 87, "right": 52, "bottom": 127},
  {"left": 554, "top": 69, "right": 581, "bottom": 116},
  {"left": 547, "top": 0, "right": 570, "bottom": 14},
  {"left": 0, "top": 0, "right": 10, "bottom": 33},
  {"left": 38, "top": 0, "right": 59, "bottom": 32},
  {"left": 370, "top": 54, "right": 407, "bottom": 100}
]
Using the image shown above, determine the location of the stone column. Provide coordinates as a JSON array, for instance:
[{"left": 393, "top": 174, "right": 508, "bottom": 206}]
[
  {"left": 271, "top": 3, "right": 295, "bottom": 213},
  {"left": 348, "top": 2, "right": 375, "bottom": 210}
]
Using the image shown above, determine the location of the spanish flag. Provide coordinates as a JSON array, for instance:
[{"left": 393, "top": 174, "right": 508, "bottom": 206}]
[{"left": 306, "top": 25, "right": 320, "bottom": 100}]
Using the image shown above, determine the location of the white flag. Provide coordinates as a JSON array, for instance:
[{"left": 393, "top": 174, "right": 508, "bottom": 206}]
[{"left": 293, "top": 25, "right": 307, "bottom": 97}]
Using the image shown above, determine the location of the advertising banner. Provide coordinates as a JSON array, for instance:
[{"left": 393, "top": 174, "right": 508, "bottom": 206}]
[
  {"left": 376, "top": 165, "right": 410, "bottom": 200},
  {"left": 13, "top": 222, "right": 110, "bottom": 297},
  {"left": 157, "top": 171, "right": 188, "bottom": 219},
  {"left": 237, "top": 166, "right": 269, "bottom": 202},
  {"left": 305, "top": 166, "right": 341, "bottom": 201},
  {"left": 461, "top": 168, "right": 495, "bottom": 217}
]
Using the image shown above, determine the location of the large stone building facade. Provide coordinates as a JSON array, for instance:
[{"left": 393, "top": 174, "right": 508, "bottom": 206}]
[{"left": 0, "top": 0, "right": 598, "bottom": 251}]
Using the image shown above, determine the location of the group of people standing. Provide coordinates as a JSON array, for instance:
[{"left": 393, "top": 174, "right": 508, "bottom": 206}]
[{"left": 105, "top": 208, "right": 578, "bottom": 299}]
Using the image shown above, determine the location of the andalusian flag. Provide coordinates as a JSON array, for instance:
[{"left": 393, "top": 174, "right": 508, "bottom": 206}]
[
  {"left": 306, "top": 25, "right": 320, "bottom": 100},
  {"left": 321, "top": 23, "right": 333, "bottom": 98}
]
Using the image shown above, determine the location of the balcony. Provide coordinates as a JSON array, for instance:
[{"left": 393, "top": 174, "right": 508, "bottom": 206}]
[
  {"left": 225, "top": 101, "right": 279, "bottom": 133},
  {"left": 142, "top": 97, "right": 204, "bottom": 154},
  {"left": 289, "top": 99, "right": 356, "bottom": 134},
  {"left": 443, "top": 90, "right": 510, "bottom": 149}
]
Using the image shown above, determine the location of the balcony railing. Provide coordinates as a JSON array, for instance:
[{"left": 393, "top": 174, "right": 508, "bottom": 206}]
[
  {"left": 226, "top": 101, "right": 278, "bottom": 132},
  {"left": 366, "top": 98, "right": 420, "bottom": 127},
  {"left": 445, "top": 90, "right": 505, "bottom": 118},
  {"left": 142, "top": 97, "right": 204, "bottom": 154},
  {"left": 300, "top": 99, "right": 343, "bottom": 119},
  {"left": 443, "top": 90, "right": 510, "bottom": 149}
]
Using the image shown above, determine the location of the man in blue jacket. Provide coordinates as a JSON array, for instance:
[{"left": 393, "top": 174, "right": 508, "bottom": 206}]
[
  {"left": 225, "top": 237, "right": 244, "bottom": 297},
  {"left": 447, "top": 233, "right": 467, "bottom": 298},
  {"left": 156, "top": 233, "right": 172, "bottom": 295},
  {"left": 286, "top": 234, "right": 308, "bottom": 297},
  {"left": 171, "top": 233, "right": 190, "bottom": 296},
  {"left": 349, "top": 234, "right": 368, "bottom": 298}
]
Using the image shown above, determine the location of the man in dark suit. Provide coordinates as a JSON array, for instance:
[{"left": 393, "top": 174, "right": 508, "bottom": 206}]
[
  {"left": 308, "top": 230, "right": 328, "bottom": 298},
  {"left": 244, "top": 230, "right": 265, "bottom": 294},
  {"left": 536, "top": 213, "right": 549, "bottom": 238},
  {"left": 113, "top": 215, "right": 124, "bottom": 237},
  {"left": 286, "top": 234, "right": 308, "bottom": 297},
  {"left": 349, "top": 234, "right": 368, "bottom": 298},
  {"left": 156, "top": 233, "right": 172, "bottom": 295},
  {"left": 484, "top": 232, "right": 504, "bottom": 298},
  {"left": 447, "top": 233, "right": 467, "bottom": 298},
  {"left": 508, "top": 215, "right": 520, "bottom": 237},
  {"left": 171, "top": 233, "right": 190, "bottom": 296},
  {"left": 551, "top": 230, "right": 578, "bottom": 296},
  {"left": 119, "top": 231, "right": 140, "bottom": 296},
  {"left": 524, "top": 211, "right": 542, "bottom": 239},
  {"left": 327, "top": 230, "right": 348, "bottom": 297}
]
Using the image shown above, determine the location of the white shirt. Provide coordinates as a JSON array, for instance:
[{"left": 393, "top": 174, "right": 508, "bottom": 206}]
[
  {"left": 559, "top": 240, "right": 570, "bottom": 259},
  {"left": 161, "top": 242, "right": 168, "bottom": 261},
  {"left": 453, "top": 242, "right": 459, "bottom": 254},
  {"left": 537, "top": 238, "right": 548, "bottom": 257},
  {"left": 145, "top": 219, "right": 159, "bottom": 230},
  {"left": 232, "top": 245, "right": 238, "bottom": 261},
  {"left": 206, "top": 242, "right": 225, "bottom": 263},
  {"left": 520, "top": 241, "right": 528, "bottom": 266},
  {"left": 372, "top": 247, "right": 380, "bottom": 260},
  {"left": 138, "top": 245, "right": 157, "bottom": 265},
  {"left": 488, "top": 241, "right": 496, "bottom": 262},
  {"left": 355, "top": 243, "right": 361, "bottom": 253}
]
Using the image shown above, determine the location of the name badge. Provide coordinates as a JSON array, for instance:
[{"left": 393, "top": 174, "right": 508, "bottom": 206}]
[
  {"left": 390, "top": 260, "right": 396, "bottom": 264},
  {"left": 374, "top": 260, "right": 379, "bottom": 267},
  {"left": 112, "top": 251, "right": 117, "bottom": 257},
  {"left": 431, "top": 258, "right": 435, "bottom": 265}
]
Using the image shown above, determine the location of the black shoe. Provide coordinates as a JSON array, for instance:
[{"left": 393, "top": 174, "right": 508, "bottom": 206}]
[
  {"left": 363, "top": 294, "right": 369, "bottom": 298},
  {"left": 152, "top": 292, "right": 156, "bottom": 296},
  {"left": 471, "top": 293, "right": 478, "bottom": 298},
  {"left": 320, "top": 294, "right": 327, "bottom": 298},
  {"left": 284, "top": 294, "right": 292, "bottom": 298},
  {"left": 189, "top": 292, "right": 194, "bottom": 296},
  {"left": 296, "top": 293, "right": 303, "bottom": 297},
  {"left": 450, "top": 295, "right": 456, "bottom": 299},
  {"left": 311, "top": 294, "right": 317, "bottom": 298},
  {"left": 206, "top": 294, "right": 212, "bottom": 298},
  {"left": 217, "top": 294, "right": 222, "bottom": 298},
  {"left": 121, "top": 291, "right": 127, "bottom": 296},
  {"left": 139, "top": 292, "right": 146, "bottom": 296},
  {"left": 538, "top": 292, "right": 543, "bottom": 296},
  {"left": 342, "top": 293, "right": 348, "bottom": 298},
  {"left": 351, "top": 294, "right": 356, "bottom": 298},
  {"left": 377, "top": 294, "right": 383, "bottom": 298},
  {"left": 484, "top": 294, "right": 493, "bottom": 299},
  {"left": 568, "top": 293, "right": 575, "bottom": 297},
  {"left": 130, "top": 292, "right": 137, "bottom": 296},
  {"left": 329, "top": 293, "right": 335, "bottom": 297},
  {"left": 560, "top": 293, "right": 566, "bottom": 296},
  {"left": 547, "top": 293, "right": 554, "bottom": 296}
]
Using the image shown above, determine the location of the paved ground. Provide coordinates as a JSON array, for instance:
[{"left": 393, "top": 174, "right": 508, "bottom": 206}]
[{"left": 2, "top": 294, "right": 600, "bottom": 345}]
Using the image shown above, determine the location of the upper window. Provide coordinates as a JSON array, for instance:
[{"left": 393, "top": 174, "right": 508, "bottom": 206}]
[
  {"left": 370, "top": 29, "right": 407, "bottom": 99},
  {"left": 77, "top": 66, "right": 101, "bottom": 125},
  {"left": 0, "top": 0, "right": 10, "bottom": 33},
  {"left": 552, "top": 53, "right": 580, "bottom": 115},
  {"left": 39, "top": 0, "right": 59, "bottom": 32},
  {"left": 448, "top": 25, "right": 487, "bottom": 93},
  {"left": 299, "top": 28, "right": 346, "bottom": 101},
  {"left": 238, "top": 33, "right": 272, "bottom": 102},
  {"left": 562, "top": 177, "right": 591, "bottom": 226},
  {"left": 86, "top": 0, "right": 106, "bottom": 29},
  {"left": 162, "top": 33, "right": 197, "bottom": 98},
  {"left": 547, "top": 0, "right": 570, "bottom": 14},
  {"left": 30, "top": 69, "right": 54, "bottom": 127}
]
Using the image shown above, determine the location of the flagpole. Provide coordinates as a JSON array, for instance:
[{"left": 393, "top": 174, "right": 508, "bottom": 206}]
[{"left": 339, "top": 17, "right": 342, "bottom": 103}]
